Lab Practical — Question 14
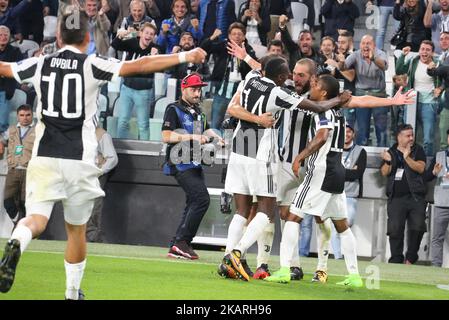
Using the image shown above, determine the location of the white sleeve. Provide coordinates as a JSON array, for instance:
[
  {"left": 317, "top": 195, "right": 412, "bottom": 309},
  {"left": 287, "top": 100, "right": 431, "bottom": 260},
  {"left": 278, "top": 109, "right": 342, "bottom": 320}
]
[
  {"left": 89, "top": 55, "right": 123, "bottom": 85},
  {"left": 313, "top": 111, "right": 333, "bottom": 131},
  {"left": 272, "top": 87, "right": 305, "bottom": 111},
  {"left": 10, "top": 57, "right": 40, "bottom": 84}
]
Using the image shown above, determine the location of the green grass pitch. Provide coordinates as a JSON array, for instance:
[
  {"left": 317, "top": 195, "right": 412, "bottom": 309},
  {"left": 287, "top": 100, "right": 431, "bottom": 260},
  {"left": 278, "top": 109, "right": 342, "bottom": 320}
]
[{"left": 0, "top": 239, "right": 448, "bottom": 300}]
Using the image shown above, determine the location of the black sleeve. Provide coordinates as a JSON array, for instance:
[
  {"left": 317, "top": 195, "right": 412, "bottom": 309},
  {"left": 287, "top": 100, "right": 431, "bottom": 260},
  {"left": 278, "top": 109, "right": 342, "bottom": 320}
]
[
  {"left": 415, "top": 146, "right": 427, "bottom": 163},
  {"left": 111, "top": 37, "right": 136, "bottom": 52},
  {"left": 345, "top": 149, "right": 367, "bottom": 182},
  {"left": 162, "top": 106, "right": 180, "bottom": 131},
  {"left": 279, "top": 26, "right": 299, "bottom": 54},
  {"left": 423, "top": 156, "right": 437, "bottom": 182}
]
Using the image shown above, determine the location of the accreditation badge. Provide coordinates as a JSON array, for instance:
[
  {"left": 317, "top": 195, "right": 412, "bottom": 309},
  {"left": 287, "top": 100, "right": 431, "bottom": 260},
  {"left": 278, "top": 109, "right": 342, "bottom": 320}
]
[{"left": 14, "top": 145, "right": 24, "bottom": 156}]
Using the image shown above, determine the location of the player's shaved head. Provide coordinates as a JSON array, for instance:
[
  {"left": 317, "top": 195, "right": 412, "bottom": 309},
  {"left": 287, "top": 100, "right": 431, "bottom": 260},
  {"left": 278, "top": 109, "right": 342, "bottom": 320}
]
[
  {"left": 264, "top": 57, "right": 290, "bottom": 84},
  {"left": 60, "top": 9, "right": 89, "bottom": 46},
  {"left": 318, "top": 74, "right": 340, "bottom": 99}
]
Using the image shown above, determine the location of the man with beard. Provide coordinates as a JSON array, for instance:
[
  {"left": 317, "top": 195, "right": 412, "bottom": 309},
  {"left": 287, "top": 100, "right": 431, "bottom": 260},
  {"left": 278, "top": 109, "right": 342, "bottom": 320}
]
[
  {"left": 111, "top": 22, "right": 161, "bottom": 140},
  {"left": 278, "top": 16, "right": 321, "bottom": 71},
  {"left": 170, "top": 31, "right": 210, "bottom": 95}
]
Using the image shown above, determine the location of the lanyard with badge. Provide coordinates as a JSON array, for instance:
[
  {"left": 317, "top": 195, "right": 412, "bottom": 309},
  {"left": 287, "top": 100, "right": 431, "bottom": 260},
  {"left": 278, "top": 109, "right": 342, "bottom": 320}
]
[
  {"left": 15, "top": 127, "right": 30, "bottom": 156},
  {"left": 343, "top": 144, "right": 356, "bottom": 168},
  {"left": 394, "top": 150, "right": 405, "bottom": 181},
  {"left": 442, "top": 150, "right": 449, "bottom": 187}
]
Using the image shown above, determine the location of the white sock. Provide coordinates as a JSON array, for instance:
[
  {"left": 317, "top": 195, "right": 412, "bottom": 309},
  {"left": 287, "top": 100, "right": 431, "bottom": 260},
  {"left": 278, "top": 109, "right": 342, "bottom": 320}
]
[
  {"left": 235, "top": 212, "right": 269, "bottom": 253},
  {"left": 10, "top": 225, "right": 32, "bottom": 254},
  {"left": 225, "top": 214, "right": 247, "bottom": 255},
  {"left": 64, "top": 259, "right": 86, "bottom": 300},
  {"left": 316, "top": 219, "right": 332, "bottom": 272},
  {"left": 257, "top": 222, "right": 274, "bottom": 267},
  {"left": 280, "top": 221, "right": 299, "bottom": 268},
  {"left": 291, "top": 238, "right": 301, "bottom": 268},
  {"left": 340, "top": 228, "right": 359, "bottom": 275}
]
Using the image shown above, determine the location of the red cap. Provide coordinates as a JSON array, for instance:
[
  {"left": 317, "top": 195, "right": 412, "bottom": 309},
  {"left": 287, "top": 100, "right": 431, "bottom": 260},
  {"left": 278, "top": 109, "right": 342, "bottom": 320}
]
[{"left": 181, "top": 74, "right": 208, "bottom": 89}]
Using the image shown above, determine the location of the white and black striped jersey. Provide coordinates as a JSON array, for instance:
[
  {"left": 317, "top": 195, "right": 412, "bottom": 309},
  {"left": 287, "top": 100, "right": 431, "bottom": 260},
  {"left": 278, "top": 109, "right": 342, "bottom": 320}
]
[
  {"left": 11, "top": 46, "right": 123, "bottom": 164},
  {"left": 277, "top": 98, "right": 314, "bottom": 164},
  {"left": 304, "top": 108, "right": 346, "bottom": 194},
  {"left": 232, "top": 70, "right": 305, "bottom": 161}
]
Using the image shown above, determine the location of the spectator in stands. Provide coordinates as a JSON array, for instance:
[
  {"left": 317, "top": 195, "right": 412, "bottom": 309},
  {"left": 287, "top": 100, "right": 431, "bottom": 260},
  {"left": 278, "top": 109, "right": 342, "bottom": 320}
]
[
  {"left": 424, "top": 129, "right": 449, "bottom": 267},
  {"left": 162, "top": 73, "right": 223, "bottom": 260},
  {"left": 10, "top": 0, "right": 43, "bottom": 44},
  {"left": 157, "top": 0, "right": 201, "bottom": 54},
  {"left": 0, "top": 0, "right": 32, "bottom": 42},
  {"left": 83, "top": 0, "right": 112, "bottom": 56},
  {"left": 266, "top": 39, "right": 284, "bottom": 55},
  {"left": 396, "top": 41, "right": 441, "bottom": 156},
  {"left": 278, "top": 16, "right": 321, "bottom": 70},
  {"left": 367, "top": 0, "right": 398, "bottom": 51},
  {"left": 119, "top": 0, "right": 156, "bottom": 36},
  {"left": 154, "top": 0, "right": 175, "bottom": 28},
  {"left": 43, "top": 0, "right": 59, "bottom": 16},
  {"left": 190, "top": 0, "right": 199, "bottom": 18},
  {"left": 391, "top": 74, "right": 408, "bottom": 136},
  {"left": 113, "top": 0, "right": 161, "bottom": 33},
  {"left": 321, "top": 0, "right": 360, "bottom": 41},
  {"left": 266, "top": 0, "right": 291, "bottom": 41},
  {"left": 200, "top": 23, "right": 256, "bottom": 129},
  {"left": 331, "top": 123, "right": 367, "bottom": 259},
  {"left": 170, "top": 31, "right": 210, "bottom": 98},
  {"left": 0, "top": 104, "right": 35, "bottom": 226},
  {"left": 381, "top": 123, "right": 427, "bottom": 265},
  {"left": 238, "top": 0, "right": 271, "bottom": 47},
  {"left": 86, "top": 126, "right": 118, "bottom": 243},
  {"left": 428, "top": 51, "right": 449, "bottom": 149},
  {"left": 112, "top": 22, "right": 161, "bottom": 140},
  {"left": 313, "top": 36, "right": 340, "bottom": 77},
  {"left": 439, "top": 31, "right": 449, "bottom": 65},
  {"left": 326, "top": 31, "right": 356, "bottom": 124},
  {"left": 198, "top": 0, "right": 236, "bottom": 41},
  {"left": 340, "top": 34, "right": 389, "bottom": 147},
  {"left": 393, "top": 0, "right": 430, "bottom": 52},
  {"left": 424, "top": 0, "right": 449, "bottom": 54},
  {"left": 0, "top": 25, "right": 24, "bottom": 133}
]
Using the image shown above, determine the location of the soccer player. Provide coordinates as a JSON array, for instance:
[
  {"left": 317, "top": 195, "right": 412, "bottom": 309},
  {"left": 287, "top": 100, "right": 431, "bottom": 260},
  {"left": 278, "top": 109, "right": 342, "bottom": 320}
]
[
  {"left": 264, "top": 75, "right": 414, "bottom": 287},
  {"left": 219, "top": 56, "right": 350, "bottom": 281},
  {"left": 0, "top": 8, "right": 206, "bottom": 298}
]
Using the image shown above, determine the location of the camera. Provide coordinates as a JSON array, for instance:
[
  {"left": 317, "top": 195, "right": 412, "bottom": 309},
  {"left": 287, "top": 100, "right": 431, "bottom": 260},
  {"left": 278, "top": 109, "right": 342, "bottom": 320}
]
[{"left": 220, "top": 192, "right": 233, "bottom": 214}]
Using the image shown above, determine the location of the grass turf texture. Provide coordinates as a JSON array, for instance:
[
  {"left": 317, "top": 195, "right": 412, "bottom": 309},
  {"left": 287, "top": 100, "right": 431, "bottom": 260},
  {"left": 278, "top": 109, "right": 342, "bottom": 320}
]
[{"left": 0, "top": 239, "right": 448, "bottom": 300}]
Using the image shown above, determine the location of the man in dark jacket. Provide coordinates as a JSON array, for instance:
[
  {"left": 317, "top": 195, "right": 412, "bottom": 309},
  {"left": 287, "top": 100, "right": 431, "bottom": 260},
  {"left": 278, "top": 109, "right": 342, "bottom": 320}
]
[
  {"left": 200, "top": 22, "right": 256, "bottom": 129},
  {"left": 380, "top": 124, "right": 427, "bottom": 264},
  {"left": 0, "top": 25, "right": 25, "bottom": 133},
  {"left": 321, "top": 0, "right": 360, "bottom": 41}
]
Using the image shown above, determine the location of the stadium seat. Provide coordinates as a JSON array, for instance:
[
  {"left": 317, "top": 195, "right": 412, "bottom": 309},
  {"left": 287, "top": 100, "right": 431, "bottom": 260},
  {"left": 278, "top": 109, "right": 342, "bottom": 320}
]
[
  {"left": 252, "top": 44, "right": 267, "bottom": 59},
  {"left": 289, "top": 2, "right": 309, "bottom": 40},
  {"left": 8, "top": 111, "right": 17, "bottom": 127},
  {"left": 8, "top": 89, "right": 27, "bottom": 112},
  {"left": 202, "top": 98, "right": 213, "bottom": 124},
  {"left": 166, "top": 78, "right": 178, "bottom": 101},
  {"left": 43, "top": 16, "right": 57, "bottom": 41},
  {"left": 149, "top": 118, "right": 163, "bottom": 141},
  {"left": 154, "top": 72, "right": 167, "bottom": 99},
  {"left": 153, "top": 97, "right": 174, "bottom": 120},
  {"left": 11, "top": 40, "right": 40, "bottom": 58}
]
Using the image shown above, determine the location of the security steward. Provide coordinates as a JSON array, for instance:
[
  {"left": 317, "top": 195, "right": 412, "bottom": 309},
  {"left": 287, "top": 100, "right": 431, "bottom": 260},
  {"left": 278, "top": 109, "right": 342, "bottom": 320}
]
[
  {"left": 0, "top": 104, "right": 35, "bottom": 225},
  {"left": 162, "top": 73, "right": 224, "bottom": 260}
]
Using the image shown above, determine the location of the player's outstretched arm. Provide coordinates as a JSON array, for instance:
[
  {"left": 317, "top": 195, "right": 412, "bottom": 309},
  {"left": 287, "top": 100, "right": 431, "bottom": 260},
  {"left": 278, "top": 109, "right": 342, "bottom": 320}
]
[
  {"left": 119, "top": 48, "right": 207, "bottom": 77},
  {"left": 344, "top": 86, "right": 415, "bottom": 108},
  {"left": 298, "top": 90, "right": 351, "bottom": 113},
  {"left": 0, "top": 62, "right": 14, "bottom": 79}
]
